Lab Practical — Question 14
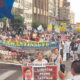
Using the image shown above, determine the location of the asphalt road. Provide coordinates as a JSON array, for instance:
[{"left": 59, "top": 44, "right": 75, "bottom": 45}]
[
  {"left": 0, "top": 63, "right": 22, "bottom": 80},
  {"left": 0, "top": 60, "right": 73, "bottom": 80}
]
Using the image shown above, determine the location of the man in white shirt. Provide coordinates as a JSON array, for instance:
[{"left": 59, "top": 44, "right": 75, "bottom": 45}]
[
  {"left": 63, "top": 41, "right": 71, "bottom": 61},
  {"left": 33, "top": 52, "right": 48, "bottom": 64},
  {"left": 69, "top": 60, "right": 80, "bottom": 80}
]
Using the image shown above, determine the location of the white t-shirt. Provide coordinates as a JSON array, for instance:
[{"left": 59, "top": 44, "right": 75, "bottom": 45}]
[
  {"left": 59, "top": 41, "right": 64, "bottom": 50},
  {"left": 51, "top": 54, "right": 60, "bottom": 80},
  {"left": 76, "top": 44, "right": 80, "bottom": 54},
  {"left": 33, "top": 59, "right": 48, "bottom": 64},
  {"left": 68, "top": 75, "right": 80, "bottom": 80},
  {"left": 25, "top": 78, "right": 33, "bottom": 80},
  {"left": 63, "top": 41, "right": 71, "bottom": 53},
  {"left": 52, "top": 54, "right": 60, "bottom": 71}
]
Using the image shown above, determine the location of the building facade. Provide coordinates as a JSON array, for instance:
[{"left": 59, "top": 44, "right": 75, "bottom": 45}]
[
  {"left": 32, "top": 0, "right": 48, "bottom": 25},
  {"left": 13, "top": 0, "right": 33, "bottom": 30},
  {"left": 13, "top": 0, "right": 48, "bottom": 30},
  {"left": 53, "top": 0, "right": 64, "bottom": 24},
  {"left": 57, "top": 0, "right": 70, "bottom": 25},
  {"left": 13, "top": 0, "right": 71, "bottom": 30},
  {"left": 48, "top": 0, "right": 55, "bottom": 24},
  {"left": 69, "top": 12, "right": 75, "bottom": 24},
  {"left": 48, "top": 0, "right": 64, "bottom": 25},
  {"left": 59, "top": 7, "right": 70, "bottom": 24}
]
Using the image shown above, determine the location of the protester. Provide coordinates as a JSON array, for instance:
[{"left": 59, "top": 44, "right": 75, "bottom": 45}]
[
  {"left": 1, "top": 32, "right": 8, "bottom": 40},
  {"left": 49, "top": 48, "right": 66, "bottom": 80},
  {"left": 63, "top": 41, "right": 71, "bottom": 61},
  {"left": 70, "top": 60, "right": 80, "bottom": 80},
  {"left": 76, "top": 41, "right": 80, "bottom": 59},
  {"left": 57, "top": 36, "right": 64, "bottom": 60},
  {"left": 33, "top": 52, "right": 48, "bottom": 64},
  {"left": 35, "top": 35, "right": 40, "bottom": 41},
  {"left": 70, "top": 40, "right": 78, "bottom": 60}
]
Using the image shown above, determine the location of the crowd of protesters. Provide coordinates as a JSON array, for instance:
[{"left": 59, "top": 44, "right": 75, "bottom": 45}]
[
  {"left": 0, "top": 30, "right": 72, "bottom": 42},
  {"left": 0, "top": 30, "right": 80, "bottom": 80},
  {"left": 59, "top": 37, "right": 80, "bottom": 62},
  {"left": 0, "top": 30, "right": 80, "bottom": 62},
  {"left": 0, "top": 31, "right": 54, "bottom": 41}
]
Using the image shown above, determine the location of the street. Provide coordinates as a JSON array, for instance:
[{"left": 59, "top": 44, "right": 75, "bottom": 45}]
[
  {"left": 0, "top": 63, "right": 22, "bottom": 80},
  {"left": 0, "top": 0, "right": 80, "bottom": 80},
  {"left": 0, "top": 60, "right": 73, "bottom": 80}
]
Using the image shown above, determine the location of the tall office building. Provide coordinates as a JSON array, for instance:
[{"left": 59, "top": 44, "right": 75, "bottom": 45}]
[
  {"left": 13, "top": 0, "right": 71, "bottom": 29},
  {"left": 33, "top": 0, "right": 48, "bottom": 25},
  {"left": 57, "top": 0, "right": 70, "bottom": 25},
  {"left": 48, "top": 0, "right": 55, "bottom": 24},
  {"left": 13, "top": 0, "right": 48, "bottom": 30}
]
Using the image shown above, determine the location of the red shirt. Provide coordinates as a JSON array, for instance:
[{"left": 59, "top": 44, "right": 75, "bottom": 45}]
[{"left": 35, "top": 37, "right": 40, "bottom": 41}]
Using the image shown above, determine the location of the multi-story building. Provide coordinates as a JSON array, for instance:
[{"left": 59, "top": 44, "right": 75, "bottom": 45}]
[
  {"left": 69, "top": 12, "right": 75, "bottom": 24},
  {"left": 59, "top": 7, "right": 70, "bottom": 24},
  {"left": 57, "top": 0, "right": 70, "bottom": 25},
  {"left": 13, "top": 0, "right": 71, "bottom": 29},
  {"left": 48, "top": 0, "right": 55, "bottom": 24},
  {"left": 13, "top": 0, "right": 33, "bottom": 30},
  {"left": 54, "top": 0, "right": 59, "bottom": 18},
  {"left": 59, "top": 0, "right": 64, "bottom": 7},
  {"left": 33, "top": 0, "right": 48, "bottom": 25},
  {"left": 13, "top": 0, "right": 24, "bottom": 15},
  {"left": 13, "top": 0, "right": 48, "bottom": 30},
  {"left": 53, "top": 0, "right": 64, "bottom": 24}
]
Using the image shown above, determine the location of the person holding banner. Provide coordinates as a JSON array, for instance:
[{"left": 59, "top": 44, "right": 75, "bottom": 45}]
[
  {"left": 24, "top": 68, "right": 33, "bottom": 80},
  {"left": 49, "top": 48, "right": 66, "bottom": 80},
  {"left": 33, "top": 52, "right": 48, "bottom": 64}
]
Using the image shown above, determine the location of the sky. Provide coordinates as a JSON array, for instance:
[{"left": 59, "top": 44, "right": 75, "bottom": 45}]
[{"left": 68, "top": 0, "right": 80, "bottom": 23}]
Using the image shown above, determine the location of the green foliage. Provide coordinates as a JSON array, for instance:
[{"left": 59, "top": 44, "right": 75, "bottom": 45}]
[
  {"left": 32, "top": 21, "right": 47, "bottom": 29},
  {"left": 10, "top": 14, "right": 26, "bottom": 34},
  {"left": 0, "top": 19, "right": 3, "bottom": 22},
  {"left": 0, "top": 18, "right": 6, "bottom": 22}
]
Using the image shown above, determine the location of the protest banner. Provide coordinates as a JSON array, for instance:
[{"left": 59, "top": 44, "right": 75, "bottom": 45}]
[
  {"left": 0, "top": 40, "right": 59, "bottom": 80},
  {"left": 0, "top": 40, "right": 60, "bottom": 64},
  {"left": 22, "top": 65, "right": 58, "bottom": 80}
]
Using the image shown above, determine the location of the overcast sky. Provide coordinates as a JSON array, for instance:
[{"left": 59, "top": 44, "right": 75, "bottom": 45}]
[{"left": 68, "top": 0, "right": 80, "bottom": 23}]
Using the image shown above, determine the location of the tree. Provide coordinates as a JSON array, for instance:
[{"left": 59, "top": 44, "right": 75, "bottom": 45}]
[
  {"left": 0, "top": 18, "right": 8, "bottom": 32},
  {"left": 32, "top": 21, "right": 47, "bottom": 30},
  {"left": 10, "top": 14, "right": 26, "bottom": 35}
]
